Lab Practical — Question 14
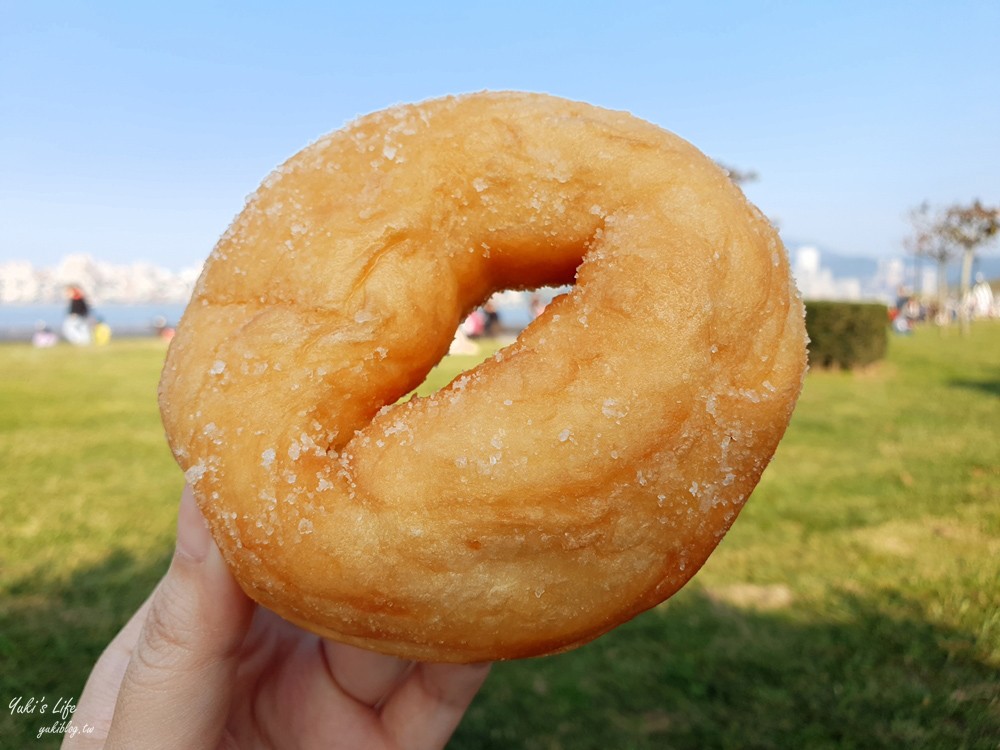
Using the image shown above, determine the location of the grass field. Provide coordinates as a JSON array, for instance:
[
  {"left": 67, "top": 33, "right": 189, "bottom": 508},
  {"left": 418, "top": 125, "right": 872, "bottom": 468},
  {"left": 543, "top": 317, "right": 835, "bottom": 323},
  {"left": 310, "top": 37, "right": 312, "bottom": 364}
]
[{"left": 1, "top": 323, "right": 998, "bottom": 749}]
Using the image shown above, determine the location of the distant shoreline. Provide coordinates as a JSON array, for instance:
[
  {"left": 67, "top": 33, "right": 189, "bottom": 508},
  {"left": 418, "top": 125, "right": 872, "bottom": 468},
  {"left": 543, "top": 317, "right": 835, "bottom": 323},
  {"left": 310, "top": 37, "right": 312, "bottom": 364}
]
[{"left": 0, "top": 302, "right": 188, "bottom": 342}]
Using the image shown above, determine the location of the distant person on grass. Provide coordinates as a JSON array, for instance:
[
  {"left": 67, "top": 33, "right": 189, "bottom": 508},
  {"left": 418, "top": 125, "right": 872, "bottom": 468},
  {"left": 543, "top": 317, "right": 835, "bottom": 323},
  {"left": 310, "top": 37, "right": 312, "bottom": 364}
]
[
  {"left": 32, "top": 322, "right": 58, "bottom": 348},
  {"left": 63, "top": 485, "right": 490, "bottom": 750},
  {"left": 62, "top": 284, "right": 92, "bottom": 346},
  {"left": 93, "top": 318, "right": 112, "bottom": 346}
]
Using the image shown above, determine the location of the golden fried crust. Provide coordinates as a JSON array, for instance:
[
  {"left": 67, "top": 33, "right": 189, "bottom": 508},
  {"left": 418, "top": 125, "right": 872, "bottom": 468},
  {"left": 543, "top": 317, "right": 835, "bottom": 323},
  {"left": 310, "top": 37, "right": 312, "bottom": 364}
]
[{"left": 158, "top": 91, "right": 807, "bottom": 662}]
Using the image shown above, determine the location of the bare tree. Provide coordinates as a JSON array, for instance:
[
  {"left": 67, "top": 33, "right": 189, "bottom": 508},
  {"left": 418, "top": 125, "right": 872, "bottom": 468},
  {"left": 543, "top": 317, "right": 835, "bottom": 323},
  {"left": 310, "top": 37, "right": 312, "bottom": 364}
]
[
  {"left": 939, "top": 199, "right": 1000, "bottom": 334},
  {"left": 904, "top": 202, "right": 956, "bottom": 324},
  {"left": 716, "top": 162, "right": 759, "bottom": 186},
  {"left": 905, "top": 199, "right": 1000, "bottom": 333}
]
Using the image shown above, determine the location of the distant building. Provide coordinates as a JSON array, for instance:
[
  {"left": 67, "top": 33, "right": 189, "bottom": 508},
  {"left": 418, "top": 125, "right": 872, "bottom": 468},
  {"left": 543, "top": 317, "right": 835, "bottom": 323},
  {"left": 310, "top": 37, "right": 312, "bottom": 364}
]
[
  {"left": 920, "top": 266, "right": 937, "bottom": 297},
  {"left": 0, "top": 254, "right": 200, "bottom": 304},
  {"left": 794, "top": 245, "right": 821, "bottom": 278},
  {"left": 0, "top": 260, "right": 43, "bottom": 303},
  {"left": 791, "top": 245, "right": 864, "bottom": 301},
  {"left": 785, "top": 243, "right": 940, "bottom": 304},
  {"left": 873, "top": 258, "right": 905, "bottom": 293}
]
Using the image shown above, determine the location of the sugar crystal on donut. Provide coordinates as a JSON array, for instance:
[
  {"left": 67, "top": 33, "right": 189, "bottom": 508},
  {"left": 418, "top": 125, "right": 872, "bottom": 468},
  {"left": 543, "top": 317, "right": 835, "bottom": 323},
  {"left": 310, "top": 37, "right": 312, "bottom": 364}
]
[{"left": 159, "top": 91, "right": 807, "bottom": 662}]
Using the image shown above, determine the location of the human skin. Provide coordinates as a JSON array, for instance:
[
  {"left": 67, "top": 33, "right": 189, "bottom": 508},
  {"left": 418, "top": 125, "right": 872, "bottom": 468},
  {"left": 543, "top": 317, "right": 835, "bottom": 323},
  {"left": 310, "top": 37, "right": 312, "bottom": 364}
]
[{"left": 63, "top": 485, "right": 490, "bottom": 750}]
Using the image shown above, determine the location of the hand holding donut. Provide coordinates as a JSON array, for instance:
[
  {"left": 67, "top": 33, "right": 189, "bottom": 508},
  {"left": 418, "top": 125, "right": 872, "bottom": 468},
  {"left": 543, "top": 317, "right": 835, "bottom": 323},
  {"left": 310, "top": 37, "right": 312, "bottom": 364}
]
[
  {"left": 65, "top": 486, "right": 489, "bottom": 750},
  {"left": 159, "top": 92, "right": 807, "bottom": 662}
]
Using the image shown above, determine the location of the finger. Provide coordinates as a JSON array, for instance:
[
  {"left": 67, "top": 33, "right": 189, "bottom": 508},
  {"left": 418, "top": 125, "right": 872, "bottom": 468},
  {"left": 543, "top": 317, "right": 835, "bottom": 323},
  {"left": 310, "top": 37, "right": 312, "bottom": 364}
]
[
  {"left": 320, "top": 639, "right": 413, "bottom": 708},
  {"left": 103, "top": 485, "right": 255, "bottom": 750},
  {"left": 63, "top": 585, "right": 160, "bottom": 748},
  {"left": 380, "top": 662, "right": 491, "bottom": 750}
]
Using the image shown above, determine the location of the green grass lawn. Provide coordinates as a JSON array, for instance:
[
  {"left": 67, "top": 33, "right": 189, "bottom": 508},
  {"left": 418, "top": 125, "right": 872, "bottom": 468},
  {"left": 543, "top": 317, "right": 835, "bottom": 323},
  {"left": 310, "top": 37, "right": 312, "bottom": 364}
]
[{"left": 1, "top": 324, "right": 998, "bottom": 749}]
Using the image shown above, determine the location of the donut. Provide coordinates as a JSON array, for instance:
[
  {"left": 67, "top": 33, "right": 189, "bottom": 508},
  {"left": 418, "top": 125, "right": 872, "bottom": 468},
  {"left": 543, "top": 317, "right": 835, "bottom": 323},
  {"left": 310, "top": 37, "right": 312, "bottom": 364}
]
[{"left": 159, "top": 91, "right": 807, "bottom": 662}]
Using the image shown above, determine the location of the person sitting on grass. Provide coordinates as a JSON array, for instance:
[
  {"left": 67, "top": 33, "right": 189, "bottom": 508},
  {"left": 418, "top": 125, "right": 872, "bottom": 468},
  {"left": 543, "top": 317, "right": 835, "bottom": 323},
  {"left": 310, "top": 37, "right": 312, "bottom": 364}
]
[{"left": 62, "top": 285, "right": 92, "bottom": 346}]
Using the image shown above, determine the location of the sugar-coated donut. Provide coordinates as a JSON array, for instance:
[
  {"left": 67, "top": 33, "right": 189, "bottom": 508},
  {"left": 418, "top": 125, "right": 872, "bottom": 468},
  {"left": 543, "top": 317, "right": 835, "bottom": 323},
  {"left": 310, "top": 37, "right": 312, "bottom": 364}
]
[{"left": 159, "top": 91, "right": 807, "bottom": 662}]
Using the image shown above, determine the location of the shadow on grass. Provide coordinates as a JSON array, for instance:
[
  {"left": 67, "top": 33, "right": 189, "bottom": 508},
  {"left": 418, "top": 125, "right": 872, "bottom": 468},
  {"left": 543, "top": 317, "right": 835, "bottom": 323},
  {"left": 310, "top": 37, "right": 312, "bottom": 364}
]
[
  {"left": 1, "top": 546, "right": 172, "bottom": 749},
  {"left": 452, "top": 587, "right": 999, "bottom": 750},
  {"left": 3, "top": 551, "right": 997, "bottom": 750},
  {"left": 948, "top": 377, "right": 1000, "bottom": 398}
]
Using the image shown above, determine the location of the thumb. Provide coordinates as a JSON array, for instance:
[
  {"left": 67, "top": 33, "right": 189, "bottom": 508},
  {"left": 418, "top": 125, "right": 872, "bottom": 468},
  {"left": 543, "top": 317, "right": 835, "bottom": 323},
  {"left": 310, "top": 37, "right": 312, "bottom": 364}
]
[{"left": 104, "top": 485, "right": 254, "bottom": 750}]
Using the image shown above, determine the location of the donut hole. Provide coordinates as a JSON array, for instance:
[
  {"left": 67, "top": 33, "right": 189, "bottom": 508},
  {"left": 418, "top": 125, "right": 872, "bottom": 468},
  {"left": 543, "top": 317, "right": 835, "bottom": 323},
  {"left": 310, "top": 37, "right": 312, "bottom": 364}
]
[{"left": 411, "top": 285, "right": 570, "bottom": 399}]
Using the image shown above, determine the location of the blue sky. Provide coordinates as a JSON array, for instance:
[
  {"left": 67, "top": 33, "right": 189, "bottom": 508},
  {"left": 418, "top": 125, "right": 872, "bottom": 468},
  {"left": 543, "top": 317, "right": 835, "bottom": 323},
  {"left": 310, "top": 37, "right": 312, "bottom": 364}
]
[{"left": 2, "top": 1, "right": 998, "bottom": 270}]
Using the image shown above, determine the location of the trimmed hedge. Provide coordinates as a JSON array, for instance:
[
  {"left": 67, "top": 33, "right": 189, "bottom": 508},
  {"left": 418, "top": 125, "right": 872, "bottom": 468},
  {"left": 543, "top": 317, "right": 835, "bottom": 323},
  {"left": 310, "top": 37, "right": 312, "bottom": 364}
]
[{"left": 805, "top": 301, "right": 888, "bottom": 370}]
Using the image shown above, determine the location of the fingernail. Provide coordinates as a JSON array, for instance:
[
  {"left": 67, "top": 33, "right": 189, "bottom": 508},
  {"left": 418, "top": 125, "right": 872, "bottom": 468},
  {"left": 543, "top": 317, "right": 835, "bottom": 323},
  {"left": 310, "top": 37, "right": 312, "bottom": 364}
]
[{"left": 175, "top": 485, "right": 212, "bottom": 562}]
